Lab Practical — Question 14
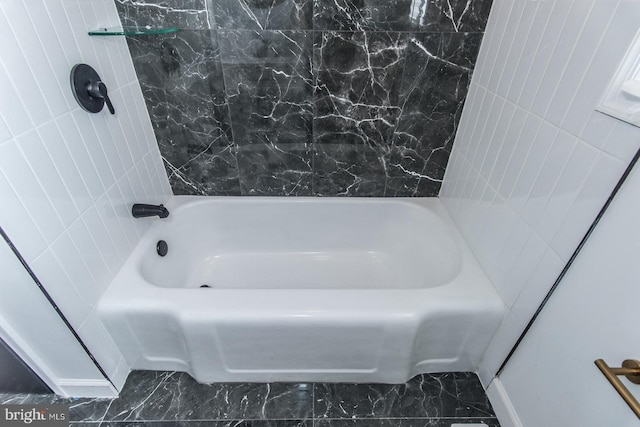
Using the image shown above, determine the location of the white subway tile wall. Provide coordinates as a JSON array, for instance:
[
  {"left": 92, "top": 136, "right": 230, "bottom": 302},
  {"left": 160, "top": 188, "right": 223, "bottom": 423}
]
[
  {"left": 0, "top": 0, "right": 171, "bottom": 391},
  {"left": 441, "top": 0, "right": 640, "bottom": 385}
]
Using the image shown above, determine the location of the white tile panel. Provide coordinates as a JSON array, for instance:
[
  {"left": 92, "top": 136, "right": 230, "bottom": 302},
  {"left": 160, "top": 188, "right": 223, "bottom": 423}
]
[
  {"left": 454, "top": 83, "right": 480, "bottom": 159},
  {"left": 111, "top": 87, "right": 145, "bottom": 164},
  {"left": 487, "top": 1, "right": 524, "bottom": 94},
  {"left": 550, "top": 152, "right": 627, "bottom": 259},
  {"left": 440, "top": 151, "right": 463, "bottom": 203},
  {"left": 497, "top": 114, "right": 541, "bottom": 199},
  {"left": 562, "top": 2, "right": 640, "bottom": 136},
  {"left": 506, "top": 0, "right": 555, "bottom": 103},
  {"left": 50, "top": 231, "right": 100, "bottom": 306},
  {"left": 106, "top": 111, "right": 136, "bottom": 172},
  {"left": 530, "top": 0, "right": 594, "bottom": 120},
  {"left": 501, "top": 231, "right": 547, "bottom": 309},
  {"left": 466, "top": 182, "right": 497, "bottom": 252},
  {"left": 481, "top": 310, "right": 523, "bottom": 375},
  {"left": 579, "top": 111, "right": 615, "bottom": 151},
  {"left": 457, "top": 175, "right": 487, "bottom": 237},
  {"left": 75, "top": 2, "right": 126, "bottom": 90},
  {"left": 71, "top": 110, "right": 117, "bottom": 192},
  {"left": 81, "top": 205, "right": 122, "bottom": 282},
  {"left": 488, "top": 216, "right": 533, "bottom": 294},
  {"left": 489, "top": 106, "right": 527, "bottom": 190},
  {"left": 0, "top": 61, "right": 33, "bottom": 136},
  {"left": 471, "top": 0, "right": 499, "bottom": 88},
  {"left": 94, "top": 192, "right": 132, "bottom": 259},
  {"left": 18, "top": 129, "right": 79, "bottom": 228},
  {"left": 3, "top": 1, "right": 71, "bottom": 117},
  {"left": 0, "top": 172, "right": 47, "bottom": 262},
  {"left": 38, "top": 121, "right": 93, "bottom": 214},
  {"left": 42, "top": 0, "right": 83, "bottom": 66},
  {"left": 480, "top": 101, "right": 514, "bottom": 181},
  {"left": 496, "top": 0, "right": 539, "bottom": 100},
  {"left": 477, "top": 204, "right": 519, "bottom": 269},
  {"left": 121, "top": 85, "right": 147, "bottom": 161},
  {"left": 0, "top": 139, "right": 65, "bottom": 243},
  {"left": 0, "top": 0, "right": 172, "bottom": 391},
  {"left": 67, "top": 218, "right": 110, "bottom": 289},
  {"left": 143, "top": 152, "right": 165, "bottom": 199},
  {"left": 603, "top": 120, "right": 640, "bottom": 162},
  {"left": 518, "top": 0, "right": 576, "bottom": 111},
  {"left": 56, "top": 114, "right": 105, "bottom": 198},
  {"left": 521, "top": 130, "right": 576, "bottom": 227},
  {"left": 475, "top": 0, "right": 511, "bottom": 89},
  {"left": 471, "top": 193, "right": 506, "bottom": 263},
  {"left": 508, "top": 121, "right": 557, "bottom": 213},
  {"left": 60, "top": 1, "right": 100, "bottom": 77},
  {"left": 129, "top": 82, "right": 159, "bottom": 154},
  {"left": 78, "top": 309, "right": 123, "bottom": 376},
  {"left": 25, "top": 1, "right": 75, "bottom": 80},
  {"left": 535, "top": 141, "right": 598, "bottom": 244},
  {"left": 544, "top": 1, "right": 615, "bottom": 128},
  {"left": 0, "top": 116, "right": 10, "bottom": 143},
  {"left": 91, "top": 114, "right": 126, "bottom": 180},
  {"left": 442, "top": 0, "right": 640, "bottom": 385},
  {"left": 511, "top": 248, "right": 565, "bottom": 327},
  {"left": 30, "top": 249, "right": 92, "bottom": 327},
  {"left": 0, "top": 9, "right": 52, "bottom": 126},
  {"left": 112, "top": 178, "right": 146, "bottom": 245},
  {"left": 472, "top": 95, "right": 504, "bottom": 169},
  {"left": 465, "top": 87, "right": 491, "bottom": 164}
]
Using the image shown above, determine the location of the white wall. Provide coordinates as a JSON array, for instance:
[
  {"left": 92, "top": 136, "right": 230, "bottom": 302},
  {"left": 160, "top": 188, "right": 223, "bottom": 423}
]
[
  {"left": 0, "top": 0, "right": 171, "bottom": 395},
  {"left": 440, "top": 0, "right": 640, "bottom": 385},
  {"left": 489, "top": 125, "right": 640, "bottom": 427}
]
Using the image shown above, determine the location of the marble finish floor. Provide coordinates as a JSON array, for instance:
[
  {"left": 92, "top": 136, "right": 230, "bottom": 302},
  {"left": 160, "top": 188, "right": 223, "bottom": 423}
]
[{"left": 0, "top": 371, "right": 500, "bottom": 426}]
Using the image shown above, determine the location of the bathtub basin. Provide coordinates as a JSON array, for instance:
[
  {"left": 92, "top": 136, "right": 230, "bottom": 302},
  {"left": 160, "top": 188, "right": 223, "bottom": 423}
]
[{"left": 98, "top": 197, "right": 504, "bottom": 383}]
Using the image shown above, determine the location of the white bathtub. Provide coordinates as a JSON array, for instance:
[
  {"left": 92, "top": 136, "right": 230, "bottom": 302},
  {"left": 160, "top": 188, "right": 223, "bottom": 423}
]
[{"left": 98, "top": 197, "right": 504, "bottom": 383}]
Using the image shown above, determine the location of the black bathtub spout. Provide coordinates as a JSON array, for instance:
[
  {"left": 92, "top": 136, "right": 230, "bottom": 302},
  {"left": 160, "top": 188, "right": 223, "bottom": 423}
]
[{"left": 132, "top": 203, "right": 169, "bottom": 219}]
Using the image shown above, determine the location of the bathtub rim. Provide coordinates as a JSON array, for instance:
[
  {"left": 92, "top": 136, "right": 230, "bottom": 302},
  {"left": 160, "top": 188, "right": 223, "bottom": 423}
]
[{"left": 100, "top": 196, "right": 503, "bottom": 316}]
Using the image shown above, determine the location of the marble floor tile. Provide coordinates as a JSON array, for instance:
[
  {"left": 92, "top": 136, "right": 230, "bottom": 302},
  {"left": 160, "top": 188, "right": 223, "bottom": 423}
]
[
  {"left": 2, "top": 371, "right": 498, "bottom": 426},
  {"left": 314, "top": 373, "right": 494, "bottom": 420},
  {"left": 104, "top": 372, "right": 313, "bottom": 422},
  {"left": 72, "top": 421, "right": 309, "bottom": 426},
  {"left": 313, "top": 418, "right": 500, "bottom": 426},
  {"left": 0, "top": 394, "right": 111, "bottom": 423}
]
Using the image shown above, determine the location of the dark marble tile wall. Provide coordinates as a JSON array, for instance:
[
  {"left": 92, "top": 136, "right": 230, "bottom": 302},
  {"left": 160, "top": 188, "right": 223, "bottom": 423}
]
[
  {"left": 0, "top": 371, "right": 500, "bottom": 426},
  {"left": 115, "top": 0, "right": 491, "bottom": 196}
]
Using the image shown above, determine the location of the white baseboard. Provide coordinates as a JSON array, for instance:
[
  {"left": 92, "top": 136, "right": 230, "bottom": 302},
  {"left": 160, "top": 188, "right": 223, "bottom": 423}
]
[
  {"left": 56, "top": 379, "right": 118, "bottom": 398},
  {"left": 486, "top": 378, "right": 523, "bottom": 427}
]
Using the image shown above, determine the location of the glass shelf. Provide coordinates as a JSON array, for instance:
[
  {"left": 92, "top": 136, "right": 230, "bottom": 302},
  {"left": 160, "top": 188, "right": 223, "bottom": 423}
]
[{"left": 88, "top": 26, "right": 181, "bottom": 36}]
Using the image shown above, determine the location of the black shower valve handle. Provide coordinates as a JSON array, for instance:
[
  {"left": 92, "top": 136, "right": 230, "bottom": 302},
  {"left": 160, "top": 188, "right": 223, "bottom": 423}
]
[{"left": 87, "top": 81, "right": 115, "bottom": 114}]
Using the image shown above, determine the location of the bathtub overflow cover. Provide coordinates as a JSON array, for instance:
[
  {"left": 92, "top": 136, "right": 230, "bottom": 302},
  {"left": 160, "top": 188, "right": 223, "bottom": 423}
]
[
  {"left": 156, "top": 240, "right": 168, "bottom": 257},
  {"left": 200, "top": 284, "right": 211, "bottom": 288}
]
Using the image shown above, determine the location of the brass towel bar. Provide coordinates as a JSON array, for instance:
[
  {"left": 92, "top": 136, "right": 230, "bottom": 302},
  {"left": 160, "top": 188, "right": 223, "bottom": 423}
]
[{"left": 595, "top": 359, "right": 640, "bottom": 418}]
